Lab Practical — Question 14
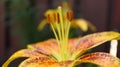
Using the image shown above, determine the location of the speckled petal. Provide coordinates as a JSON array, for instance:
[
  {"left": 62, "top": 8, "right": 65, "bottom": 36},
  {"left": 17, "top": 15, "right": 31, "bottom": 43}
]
[
  {"left": 19, "top": 56, "right": 72, "bottom": 67},
  {"left": 69, "top": 31, "right": 120, "bottom": 59},
  {"left": 29, "top": 39, "right": 61, "bottom": 60},
  {"left": 77, "top": 52, "right": 120, "bottom": 67}
]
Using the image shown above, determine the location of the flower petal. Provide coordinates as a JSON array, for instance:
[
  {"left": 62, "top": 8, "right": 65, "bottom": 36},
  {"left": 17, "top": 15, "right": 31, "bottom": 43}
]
[
  {"left": 28, "top": 39, "right": 61, "bottom": 60},
  {"left": 2, "top": 49, "right": 46, "bottom": 67},
  {"left": 19, "top": 56, "right": 72, "bottom": 67},
  {"left": 69, "top": 31, "right": 120, "bottom": 59},
  {"left": 87, "top": 21, "right": 97, "bottom": 31},
  {"left": 71, "top": 19, "right": 96, "bottom": 32},
  {"left": 37, "top": 19, "right": 48, "bottom": 31},
  {"left": 77, "top": 52, "right": 120, "bottom": 67},
  {"left": 71, "top": 19, "right": 88, "bottom": 31}
]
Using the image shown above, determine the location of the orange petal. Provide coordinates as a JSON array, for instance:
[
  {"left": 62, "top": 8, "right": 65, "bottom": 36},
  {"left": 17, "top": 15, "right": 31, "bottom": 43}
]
[
  {"left": 68, "top": 38, "right": 78, "bottom": 55},
  {"left": 19, "top": 56, "right": 72, "bottom": 67},
  {"left": 77, "top": 52, "right": 120, "bottom": 67},
  {"left": 69, "top": 31, "right": 120, "bottom": 59},
  {"left": 29, "top": 39, "right": 61, "bottom": 60},
  {"left": 2, "top": 49, "right": 47, "bottom": 67}
]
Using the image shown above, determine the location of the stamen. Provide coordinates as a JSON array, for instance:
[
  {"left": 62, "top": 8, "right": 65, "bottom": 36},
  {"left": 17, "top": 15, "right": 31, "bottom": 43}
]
[
  {"left": 47, "top": 14, "right": 51, "bottom": 23},
  {"left": 45, "top": 7, "right": 73, "bottom": 61},
  {"left": 53, "top": 13, "right": 57, "bottom": 22},
  {"left": 67, "top": 11, "right": 73, "bottom": 21},
  {"left": 57, "top": 13, "right": 60, "bottom": 23}
]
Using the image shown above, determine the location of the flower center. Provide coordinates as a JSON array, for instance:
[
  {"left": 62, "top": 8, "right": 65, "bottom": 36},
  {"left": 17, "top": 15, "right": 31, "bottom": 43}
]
[{"left": 45, "top": 7, "right": 73, "bottom": 61}]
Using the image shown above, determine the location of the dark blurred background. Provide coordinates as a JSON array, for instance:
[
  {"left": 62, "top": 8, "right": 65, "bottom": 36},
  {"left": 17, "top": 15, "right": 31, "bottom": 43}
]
[{"left": 0, "top": 0, "right": 120, "bottom": 66}]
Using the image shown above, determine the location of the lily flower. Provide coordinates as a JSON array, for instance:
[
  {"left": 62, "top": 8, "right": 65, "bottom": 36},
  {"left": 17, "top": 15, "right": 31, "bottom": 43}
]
[{"left": 3, "top": 7, "right": 120, "bottom": 67}]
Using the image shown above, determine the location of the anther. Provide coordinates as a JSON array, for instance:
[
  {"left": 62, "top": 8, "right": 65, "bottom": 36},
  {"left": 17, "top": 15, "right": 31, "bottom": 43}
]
[
  {"left": 53, "top": 13, "right": 57, "bottom": 22},
  {"left": 57, "top": 13, "right": 60, "bottom": 23},
  {"left": 47, "top": 14, "right": 51, "bottom": 23},
  {"left": 67, "top": 11, "right": 73, "bottom": 21}
]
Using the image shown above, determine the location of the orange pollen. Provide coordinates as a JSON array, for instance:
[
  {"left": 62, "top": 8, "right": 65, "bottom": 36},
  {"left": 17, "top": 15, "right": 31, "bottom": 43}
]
[
  {"left": 47, "top": 14, "right": 51, "bottom": 23},
  {"left": 57, "top": 13, "right": 60, "bottom": 23},
  {"left": 67, "top": 11, "right": 73, "bottom": 21},
  {"left": 53, "top": 13, "right": 57, "bottom": 22}
]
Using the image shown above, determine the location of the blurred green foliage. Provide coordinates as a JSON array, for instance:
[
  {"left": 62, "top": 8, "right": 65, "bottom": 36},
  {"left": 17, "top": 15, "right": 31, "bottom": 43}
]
[{"left": 10, "top": 0, "right": 54, "bottom": 47}]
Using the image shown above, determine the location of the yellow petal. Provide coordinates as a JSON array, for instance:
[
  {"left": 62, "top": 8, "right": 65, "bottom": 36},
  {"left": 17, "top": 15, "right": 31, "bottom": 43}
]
[
  {"left": 69, "top": 31, "right": 120, "bottom": 60},
  {"left": 71, "top": 19, "right": 88, "bottom": 32},
  {"left": 71, "top": 18, "right": 96, "bottom": 32},
  {"left": 37, "top": 19, "right": 48, "bottom": 31},
  {"left": 19, "top": 56, "right": 72, "bottom": 67},
  {"left": 2, "top": 49, "right": 46, "bottom": 67},
  {"left": 87, "top": 21, "right": 97, "bottom": 31},
  {"left": 77, "top": 52, "right": 120, "bottom": 67}
]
